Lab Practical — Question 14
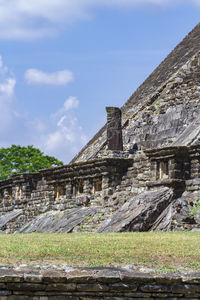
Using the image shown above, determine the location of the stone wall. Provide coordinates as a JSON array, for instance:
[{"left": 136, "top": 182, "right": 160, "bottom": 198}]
[
  {"left": 0, "top": 158, "right": 133, "bottom": 233},
  {"left": 1, "top": 144, "right": 200, "bottom": 233},
  {"left": 1, "top": 143, "right": 200, "bottom": 233},
  {"left": 0, "top": 266, "right": 200, "bottom": 299}
]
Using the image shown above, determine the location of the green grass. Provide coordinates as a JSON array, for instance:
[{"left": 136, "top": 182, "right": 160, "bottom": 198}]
[{"left": 0, "top": 232, "right": 199, "bottom": 271}]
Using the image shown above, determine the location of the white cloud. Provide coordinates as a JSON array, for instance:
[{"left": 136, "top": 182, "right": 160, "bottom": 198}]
[
  {"left": 24, "top": 68, "right": 74, "bottom": 86},
  {"left": 0, "top": 0, "right": 91, "bottom": 40},
  {"left": 0, "top": 56, "right": 16, "bottom": 97},
  {"left": 0, "top": 55, "right": 87, "bottom": 163},
  {"left": 44, "top": 113, "right": 87, "bottom": 156},
  {"left": 63, "top": 97, "right": 79, "bottom": 111},
  {"left": 0, "top": 57, "right": 3, "bottom": 69},
  {"left": 0, "top": 78, "right": 16, "bottom": 97},
  {"left": 51, "top": 96, "right": 79, "bottom": 120},
  {"left": 0, "top": 0, "right": 198, "bottom": 40},
  {"left": 0, "top": 57, "right": 19, "bottom": 136},
  {"left": 43, "top": 96, "right": 87, "bottom": 161}
]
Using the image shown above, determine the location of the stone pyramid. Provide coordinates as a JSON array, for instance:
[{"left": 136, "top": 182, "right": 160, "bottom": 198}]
[
  {"left": 72, "top": 22, "right": 200, "bottom": 163},
  {"left": 0, "top": 23, "right": 200, "bottom": 233}
]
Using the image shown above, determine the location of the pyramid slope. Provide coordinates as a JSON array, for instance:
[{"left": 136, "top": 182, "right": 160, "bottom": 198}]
[
  {"left": 71, "top": 23, "right": 200, "bottom": 163},
  {"left": 172, "top": 115, "right": 200, "bottom": 146},
  {"left": 122, "top": 22, "right": 200, "bottom": 113}
]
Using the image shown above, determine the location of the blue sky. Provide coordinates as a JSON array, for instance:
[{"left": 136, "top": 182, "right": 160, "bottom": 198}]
[{"left": 0, "top": 0, "right": 199, "bottom": 163}]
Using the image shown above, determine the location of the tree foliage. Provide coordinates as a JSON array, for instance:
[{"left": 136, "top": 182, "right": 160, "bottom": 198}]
[{"left": 0, "top": 145, "right": 63, "bottom": 180}]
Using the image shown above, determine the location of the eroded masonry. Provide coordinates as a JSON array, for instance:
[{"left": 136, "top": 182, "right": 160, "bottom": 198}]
[{"left": 1, "top": 23, "right": 200, "bottom": 233}]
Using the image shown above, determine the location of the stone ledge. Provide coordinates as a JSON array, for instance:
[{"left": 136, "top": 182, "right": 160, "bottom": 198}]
[
  {"left": 0, "top": 266, "right": 199, "bottom": 299},
  {"left": 146, "top": 178, "right": 185, "bottom": 188}
]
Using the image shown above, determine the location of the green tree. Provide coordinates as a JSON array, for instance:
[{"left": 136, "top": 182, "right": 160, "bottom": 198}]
[{"left": 0, "top": 145, "right": 63, "bottom": 180}]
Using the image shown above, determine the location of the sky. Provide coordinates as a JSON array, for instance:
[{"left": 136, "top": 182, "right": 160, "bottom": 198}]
[{"left": 0, "top": 0, "right": 199, "bottom": 163}]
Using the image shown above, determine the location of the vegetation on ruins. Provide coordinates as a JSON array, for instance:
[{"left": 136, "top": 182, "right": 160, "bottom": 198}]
[
  {"left": 0, "top": 232, "right": 199, "bottom": 272},
  {"left": 190, "top": 201, "right": 200, "bottom": 216},
  {"left": 0, "top": 145, "right": 63, "bottom": 180}
]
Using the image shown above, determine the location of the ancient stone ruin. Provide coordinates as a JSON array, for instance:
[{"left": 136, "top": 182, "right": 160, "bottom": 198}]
[{"left": 0, "top": 23, "right": 200, "bottom": 233}]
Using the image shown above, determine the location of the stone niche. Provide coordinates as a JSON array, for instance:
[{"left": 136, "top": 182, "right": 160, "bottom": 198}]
[
  {"left": 93, "top": 177, "right": 102, "bottom": 193},
  {"left": 156, "top": 160, "right": 169, "bottom": 180},
  {"left": 145, "top": 146, "right": 190, "bottom": 191},
  {"left": 15, "top": 184, "right": 23, "bottom": 200},
  {"left": 54, "top": 184, "right": 66, "bottom": 200}
]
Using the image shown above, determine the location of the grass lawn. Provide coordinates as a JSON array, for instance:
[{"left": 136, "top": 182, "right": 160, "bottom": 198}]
[{"left": 0, "top": 232, "right": 199, "bottom": 272}]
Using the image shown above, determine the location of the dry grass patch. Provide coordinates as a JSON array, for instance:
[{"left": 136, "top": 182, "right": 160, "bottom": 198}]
[{"left": 0, "top": 232, "right": 199, "bottom": 271}]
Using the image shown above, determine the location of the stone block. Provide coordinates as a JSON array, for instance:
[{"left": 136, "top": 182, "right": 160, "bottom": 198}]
[
  {"left": 140, "top": 284, "right": 171, "bottom": 292},
  {"left": 171, "top": 284, "right": 200, "bottom": 293},
  {"left": 76, "top": 283, "right": 109, "bottom": 292},
  {"left": 24, "top": 274, "right": 43, "bottom": 283},
  {"left": 0, "top": 291, "right": 11, "bottom": 296},
  {"left": 7, "top": 283, "right": 46, "bottom": 291},
  {"left": 46, "top": 283, "right": 76, "bottom": 291},
  {"left": 109, "top": 282, "right": 137, "bottom": 291}
]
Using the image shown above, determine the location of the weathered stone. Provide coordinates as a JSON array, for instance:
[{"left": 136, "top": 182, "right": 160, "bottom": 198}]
[
  {"left": 46, "top": 283, "right": 76, "bottom": 291},
  {"left": 0, "top": 267, "right": 199, "bottom": 299},
  {"left": 0, "top": 210, "right": 23, "bottom": 230},
  {"left": 194, "top": 210, "right": 200, "bottom": 224},
  {"left": 140, "top": 283, "right": 171, "bottom": 292},
  {"left": 76, "top": 283, "right": 109, "bottom": 292},
  {"left": 106, "top": 107, "right": 123, "bottom": 151},
  {"left": 171, "top": 284, "right": 200, "bottom": 293},
  {"left": 19, "top": 207, "right": 99, "bottom": 233},
  {"left": 24, "top": 274, "right": 43, "bottom": 283},
  {"left": 7, "top": 283, "right": 46, "bottom": 291},
  {"left": 109, "top": 282, "right": 137, "bottom": 291},
  {"left": 97, "top": 188, "right": 173, "bottom": 232}
]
